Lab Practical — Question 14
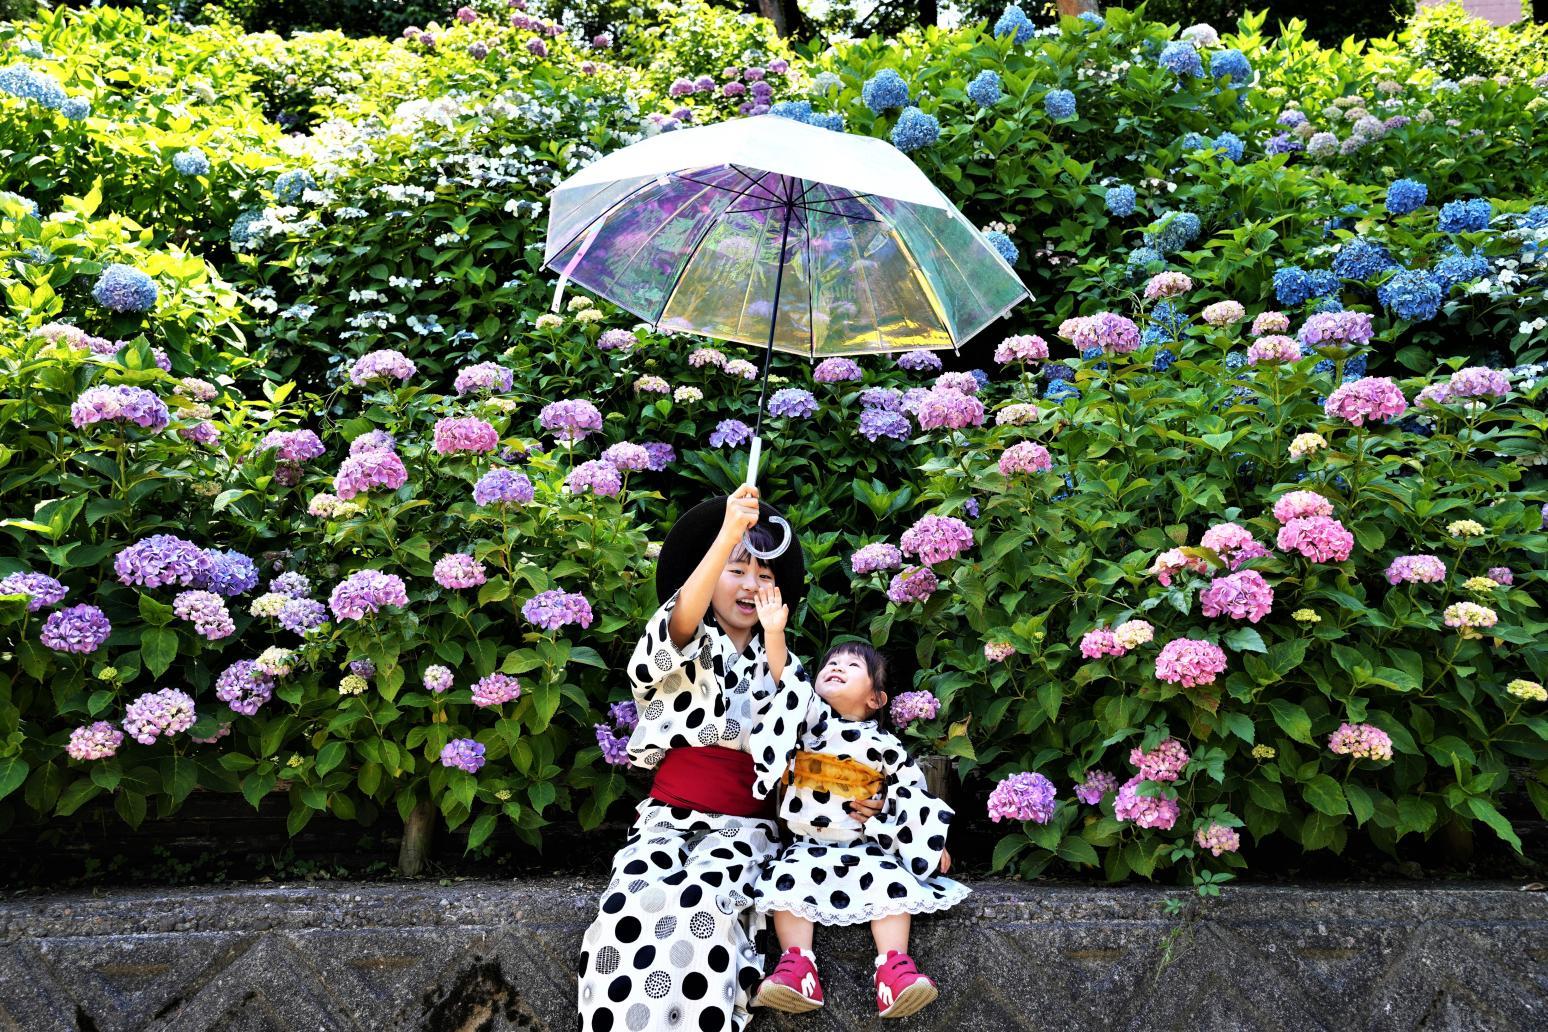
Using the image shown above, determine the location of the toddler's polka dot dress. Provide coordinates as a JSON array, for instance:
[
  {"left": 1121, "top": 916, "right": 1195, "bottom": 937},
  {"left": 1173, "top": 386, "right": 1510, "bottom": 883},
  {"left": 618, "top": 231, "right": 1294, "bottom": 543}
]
[
  {"left": 576, "top": 591, "right": 811, "bottom": 1032},
  {"left": 754, "top": 697, "right": 969, "bottom": 925}
]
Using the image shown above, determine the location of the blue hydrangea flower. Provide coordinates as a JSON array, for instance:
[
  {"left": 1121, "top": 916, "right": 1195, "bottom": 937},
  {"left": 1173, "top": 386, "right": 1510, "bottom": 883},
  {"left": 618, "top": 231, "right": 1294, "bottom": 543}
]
[
  {"left": 1127, "top": 246, "right": 1162, "bottom": 268},
  {"left": 273, "top": 169, "right": 316, "bottom": 203},
  {"left": 172, "top": 147, "right": 210, "bottom": 177},
  {"left": 890, "top": 106, "right": 939, "bottom": 153},
  {"left": 60, "top": 96, "right": 90, "bottom": 120},
  {"left": 1224, "top": 351, "right": 1248, "bottom": 372},
  {"left": 0, "top": 64, "right": 67, "bottom": 109},
  {"left": 807, "top": 112, "right": 845, "bottom": 132},
  {"left": 1378, "top": 268, "right": 1443, "bottom": 322},
  {"left": 1043, "top": 363, "right": 1075, "bottom": 384},
  {"left": 984, "top": 231, "right": 1018, "bottom": 265},
  {"left": 1438, "top": 198, "right": 1491, "bottom": 233},
  {"left": 230, "top": 209, "right": 264, "bottom": 247},
  {"left": 1044, "top": 379, "right": 1081, "bottom": 402},
  {"left": 1521, "top": 205, "right": 1548, "bottom": 230},
  {"left": 1385, "top": 178, "right": 1427, "bottom": 216},
  {"left": 969, "top": 369, "right": 991, "bottom": 390},
  {"left": 1044, "top": 89, "right": 1076, "bottom": 120},
  {"left": 1078, "top": 11, "right": 1105, "bottom": 28},
  {"left": 1332, "top": 237, "right": 1395, "bottom": 281},
  {"left": 1080, "top": 346, "right": 1108, "bottom": 371},
  {"left": 1209, "top": 49, "right": 1253, "bottom": 87},
  {"left": 861, "top": 69, "right": 910, "bottom": 113},
  {"left": 1148, "top": 211, "right": 1201, "bottom": 254},
  {"left": 1152, "top": 348, "right": 1177, "bottom": 372},
  {"left": 1158, "top": 41, "right": 1203, "bottom": 77},
  {"left": 1308, "top": 269, "right": 1340, "bottom": 298},
  {"left": 1324, "top": 203, "right": 1362, "bottom": 235},
  {"left": 1106, "top": 185, "right": 1136, "bottom": 217},
  {"left": 92, "top": 264, "right": 159, "bottom": 314},
  {"left": 1313, "top": 351, "right": 1367, "bottom": 377},
  {"left": 769, "top": 100, "right": 813, "bottom": 121},
  {"left": 1180, "top": 131, "right": 1210, "bottom": 151},
  {"left": 994, "top": 5, "right": 1035, "bottom": 43},
  {"left": 967, "top": 70, "right": 1002, "bottom": 108},
  {"left": 1264, "top": 133, "right": 1303, "bottom": 156},
  {"left": 1434, "top": 250, "right": 1490, "bottom": 292},
  {"left": 1273, "top": 266, "right": 1312, "bottom": 306},
  {"left": 1308, "top": 295, "right": 1344, "bottom": 315},
  {"left": 1151, "top": 300, "right": 1190, "bottom": 337},
  {"left": 1213, "top": 131, "right": 1245, "bottom": 162},
  {"left": 203, "top": 550, "right": 260, "bottom": 597},
  {"left": 0, "top": 190, "right": 39, "bottom": 218}
]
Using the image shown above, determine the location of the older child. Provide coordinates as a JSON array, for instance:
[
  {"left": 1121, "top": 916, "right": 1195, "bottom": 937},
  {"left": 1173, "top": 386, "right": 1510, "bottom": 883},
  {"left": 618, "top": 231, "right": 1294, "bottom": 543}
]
[{"left": 751, "top": 642, "right": 967, "bottom": 1020}]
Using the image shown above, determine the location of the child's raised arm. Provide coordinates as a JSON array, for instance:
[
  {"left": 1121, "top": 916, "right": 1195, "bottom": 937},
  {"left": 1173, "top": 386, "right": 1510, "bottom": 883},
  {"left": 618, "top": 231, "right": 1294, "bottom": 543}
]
[{"left": 667, "top": 485, "right": 761, "bottom": 649}]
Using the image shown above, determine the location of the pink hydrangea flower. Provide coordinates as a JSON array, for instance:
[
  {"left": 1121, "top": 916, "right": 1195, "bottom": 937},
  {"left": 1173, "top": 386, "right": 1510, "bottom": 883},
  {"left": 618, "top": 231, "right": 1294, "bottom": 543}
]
[
  {"left": 1385, "top": 554, "right": 1446, "bottom": 585},
  {"left": 1114, "top": 776, "right": 1179, "bottom": 829},
  {"left": 601, "top": 442, "right": 651, "bottom": 472},
  {"left": 1143, "top": 271, "right": 1193, "bottom": 299},
  {"left": 471, "top": 672, "right": 522, "bottom": 707},
  {"left": 1155, "top": 639, "right": 1228, "bottom": 687},
  {"left": 984, "top": 641, "right": 1016, "bottom": 662},
  {"left": 67, "top": 721, "right": 124, "bottom": 761},
  {"left": 1149, "top": 548, "right": 1211, "bottom": 586},
  {"left": 349, "top": 349, "right": 416, "bottom": 385},
  {"left": 935, "top": 371, "right": 980, "bottom": 395},
  {"left": 1297, "top": 310, "right": 1374, "bottom": 348},
  {"left": 1080, "top": 628, "right": 1126, "bottom": 659},
  {"left": 539, "top": 399, "right": 604, "bottom": 442},
  {"left": 433, "top": 553, "right": 487, "bottom": 589},
  {"left": 1131, "top": 738, "right": 1190, "bottom": 781},
  {"left": 1251, "top": 311, "right": 1291, "bottom": 336},
  {"left": 1199, "top": 570, "right": 1275, "bottom": 622},
  {"left": 814, "top": 357, "right": 863, "bottom": 382},
  {"left": 851, "top": 543, "right": 903, "bottom": 574},
  {"left": 1272, "top": 490, "right": 1335, "bottom": 524},
  {"left": 999, "top": 441, "right": 1053, "bottom": 476},
  {"left": 522, "top": 589, "right": 594, "bottom": 631},
  {"left": 987, "top": 771, "right": 1057, "bottom": 823},
  {"left": 433, "top": 417, "right": 498, "bottom": 454},
  {"left": 1202, "top": 300, "right": 1246, "bottom": 327},
  {"left": 328, "top": 569, "right": 408, "bottom": 621},
  {"left": 915, "top": 386, "right": 985, "bottom": 430},
  {"left": 453, "top": 361, "right": 514, "bottom": 395},
  {"left": 1195, "top": 822, "right": 1241, "bottom": 856},
  {"left": 886, "top": 565, "right": 938, "bottom": 604},
  {"left": 1247, "top": 334, "right": 1301, "bottom": 365},
  {"left": 1487, "top": 566, "right": 1513, "bottom": 586},
  {"left": 122, "top": 688, "right": 196, "bottom": 745},
  {"left": 889, "top": 691, "right": 940, "bottom": 726},
  {"left": 900, "top": 514, "right": 974, "bottom": 566},
  {"left": 994, "top": 334, "right": 1049, "bottom": 364},
  {"left": 1276, "top": 516, "right": 1354, "bottom": 563},
  {"left": 173, "top": 590, "right": 236, "bottom": 640},
  {"left": 565, "top": 459, "right": 622, "bottom": 497},
  {"left": 1324, "top": 376, "right": 1408, "bottom": 426},
  {"left": 1328, "top": 722, "right": 1393, "bottom": 761},
  {"left": 334, "top": 449, "right": 408, "bottom": 500},
  {"left": 1059, "top": 312, "right": 1141, "bottom": 354},
  {"left": 1447, "top": 366, "right": 1510, "bottom": 400}
]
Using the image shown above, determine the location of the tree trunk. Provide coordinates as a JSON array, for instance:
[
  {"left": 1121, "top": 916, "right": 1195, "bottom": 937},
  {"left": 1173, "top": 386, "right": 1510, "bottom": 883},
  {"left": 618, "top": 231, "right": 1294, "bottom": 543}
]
[
  {"left": 758, "top": 0, "right": 789, "bottom": 37},
  {"left": 1056, "top": 0, "right": 1101, "bottom": 16},
  {"left": 918, "top": 0, "right": 939, "bottom": 29},
  {"left": 397, "top": 799, "right": 436, "bottom": 877}
]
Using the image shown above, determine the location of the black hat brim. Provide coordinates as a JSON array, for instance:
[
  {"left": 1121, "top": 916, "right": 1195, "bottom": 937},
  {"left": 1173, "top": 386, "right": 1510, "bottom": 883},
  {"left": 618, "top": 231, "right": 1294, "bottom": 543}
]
[{"left": 654, "top": 496, "right": 806, "bottom": 612}]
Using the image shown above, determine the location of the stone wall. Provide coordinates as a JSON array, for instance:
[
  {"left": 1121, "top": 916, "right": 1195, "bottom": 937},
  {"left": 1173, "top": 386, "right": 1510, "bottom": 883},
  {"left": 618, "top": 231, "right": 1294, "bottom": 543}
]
[{"left": 1, "top": 879, "right": 1544, "bottom": 1030}]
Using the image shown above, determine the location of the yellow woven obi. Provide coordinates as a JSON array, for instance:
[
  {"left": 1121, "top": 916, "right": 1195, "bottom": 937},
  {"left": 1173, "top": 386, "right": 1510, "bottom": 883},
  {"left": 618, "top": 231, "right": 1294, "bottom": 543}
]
[{"left": 782, "top": 751, "right": 884, "bottom": 801}]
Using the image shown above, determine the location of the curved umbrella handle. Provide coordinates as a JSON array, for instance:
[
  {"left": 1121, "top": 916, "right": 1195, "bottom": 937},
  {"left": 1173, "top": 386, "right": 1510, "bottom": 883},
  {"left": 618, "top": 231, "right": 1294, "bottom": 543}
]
[{"left": 741, "top": 435, "right": 790, "bottom": 559}]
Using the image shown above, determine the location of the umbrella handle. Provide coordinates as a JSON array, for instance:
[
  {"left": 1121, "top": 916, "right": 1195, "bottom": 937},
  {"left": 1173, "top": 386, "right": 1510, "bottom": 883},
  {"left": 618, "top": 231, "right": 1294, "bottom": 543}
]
[{"left": 741, "top": 435, "right": 790, "bottom": 559}]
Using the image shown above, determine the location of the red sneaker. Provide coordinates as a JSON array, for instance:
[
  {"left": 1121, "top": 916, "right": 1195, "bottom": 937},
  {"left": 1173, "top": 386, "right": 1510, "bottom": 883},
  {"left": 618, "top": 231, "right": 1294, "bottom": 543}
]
[
  {"left": 875, "top": 950, "right": 938, "bottom": 1019},
  {"left": 752, "top": 948, "right": 825, "bottom": 1013}
]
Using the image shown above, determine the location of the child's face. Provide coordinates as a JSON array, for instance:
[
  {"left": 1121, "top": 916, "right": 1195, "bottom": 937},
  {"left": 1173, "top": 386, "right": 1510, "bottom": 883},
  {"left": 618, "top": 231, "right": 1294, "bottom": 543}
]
[
  {"left": 816, "top": 649, "right": 883, "bottom": 719},
  {"left": 710, "top": 548, "right": 776, "bottom": 635}
]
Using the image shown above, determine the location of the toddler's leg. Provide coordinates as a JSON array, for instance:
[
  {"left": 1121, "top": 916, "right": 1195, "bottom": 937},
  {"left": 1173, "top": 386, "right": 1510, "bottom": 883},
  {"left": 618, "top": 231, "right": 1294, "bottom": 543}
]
[
  {"left": 774, "top": 910, "right": 815, "bottom": 952},
  {"left": 870, "top": 912, "right": 910, "bottom": 956}
]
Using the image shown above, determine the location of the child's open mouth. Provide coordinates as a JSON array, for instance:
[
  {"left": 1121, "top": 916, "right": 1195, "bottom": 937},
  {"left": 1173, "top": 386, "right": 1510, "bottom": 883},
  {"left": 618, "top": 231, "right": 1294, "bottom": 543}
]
[{"left": 735, "top": 599, "right": 757, "bottom": 615}]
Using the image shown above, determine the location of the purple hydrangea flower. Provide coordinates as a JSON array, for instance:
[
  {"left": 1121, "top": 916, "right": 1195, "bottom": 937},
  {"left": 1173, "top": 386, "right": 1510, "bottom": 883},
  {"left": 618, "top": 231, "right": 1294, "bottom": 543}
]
[
  {"left": 858, "top": 408, "right": 912, "bottom": 442},
  {"left": 201, "top": 549, "right": 259, "bottom": 597},
  {"left": 813, "top": 357, "right": 863, "bottom": 383},
  {"left": 897, "top": 350, "right": 943, "bottom": 372},
  {"left": 987, "top": 771, "right": 1057, "bottom": 823},
  {"left": 540, "top": 399, "right": 603, "bottom": 442},
  {"left": 454, "top": 362, "right": 514, "bottom": 395},
  {"left": 349, "top": 350, "right": 416, "bottom": 385},
  {"left": 889, "top": 691, "right": 940, "bottom": 727},
  {"left": 115, "top": 534, "right": 212, "bottom": 589},
  {"left": 1074, "top": 770, "right": 1118, "bottom": 805},
  {"left": 433, "top": 552, "right": 487, "bottom": 589},
  {"left": 851, "top": 543, "right": 903, "bottom": 574},
  {"left": 597, "top": 329, "right": 635, "bottom": 351},
  {"left": 565, "top": 459, "right": 622, "bottom": 497},
  {"left": 860, "top": 387, "right": 904, "bottom": 411},
  {"left": 440, "top": 738, "right": 486, "bottom": 773},
  {"left": 215, "top": 659, "right": 276, "bottom": 716},
  {"left": 350, "top": 659, "right": 376, "bottom": 678},
  {"left": 334, "top": 448, "right": 408, "bottom": 499},
  {"left": 608, "top": 700, "right": 639, "bottom": 730},
  {"left": 709, "top": 419, "right": 752, "bottom": 448},
  {"left": 350, "top": 430, "right": 397, "bottom": 456},
  {"left": 522, "top": 589, "right": 594, "bottom": 631},
  {"left": 900, "top": 514, "right": 974, "bottom": 566},
  {"left": 424, "top": 665, "right": 454, "bottom": 693},
  {"left": 40, "top": 603, "right": 112, "bottom": 653},
  {"left": 596, "top": 724, "right": 630, "bottom": 765},
  {"left": 433, "top": 417, "right": 498, "bottom": 455},
  {"left": 258, "top": 429, "right": 325, "bottom": 461},
  {"left": 70, "top": 385, "right": 170, "bottom": 431},
  {"left": 768, "top": 388, "right": 818, "bottom": 419},
  {"left": 277, "top": 597, "right": 327, "bottom": 635},
  {"left": 915, "top": 386, "right": 985, "bottom": 430},
  {"left": 471, "top": 672, "right": 522, "bottom": 707},
  {"left": 328, "top": 570, "right": 408, "bottom": 621},
  {"left": 0, "top": 571, "right": 68, "bottom": 611},
  {"left": 173, "top": 590, "right": 236, "bottom": 640},
  {"left": 92, "top": 264, "right": 159, "bottom": 313},
  {"left": 122, "top": 688, "right": 196, "bottom": 744},
  {"left": 67, "top": 721, "right": 124, "bottom": 761},
  {"left": 642, "top": 441, "right": 675, "bottom": 471},
  {"left": 886, "top": 565, "right": 938, "bottom": 604},
  {"left": 473, "top": 468, "right": 535, "bottom": 505},
  {"left": 602, "top": 442, "right": 651, "bottom": 472}
]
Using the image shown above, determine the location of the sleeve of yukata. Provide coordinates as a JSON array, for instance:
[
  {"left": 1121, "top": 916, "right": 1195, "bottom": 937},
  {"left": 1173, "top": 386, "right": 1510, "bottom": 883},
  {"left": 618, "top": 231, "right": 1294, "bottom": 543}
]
[
  {"left": 748, "top": 651, "right": 816, "bottom": 800},
  {"left": 626, "top": 588, "right": 716, "bottom": 705},
  {"left": 863, "top": 738, "right": 954, "bottom": 879}
]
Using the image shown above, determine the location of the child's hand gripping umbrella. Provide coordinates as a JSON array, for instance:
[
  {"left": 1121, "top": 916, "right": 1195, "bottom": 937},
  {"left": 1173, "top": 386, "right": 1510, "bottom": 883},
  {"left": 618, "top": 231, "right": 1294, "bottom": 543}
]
[{"left": 542, "top": 113, "right": 1031, "bottom": 558}]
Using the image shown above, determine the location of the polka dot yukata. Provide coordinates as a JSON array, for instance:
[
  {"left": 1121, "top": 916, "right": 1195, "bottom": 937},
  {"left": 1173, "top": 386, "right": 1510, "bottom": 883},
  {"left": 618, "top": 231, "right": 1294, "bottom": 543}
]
[
  {"left": 576, "top": 590, "right": 812, "bottom": 1032},
  {"left": 754, "top": 695, "right": 969, "bottom": 925}
]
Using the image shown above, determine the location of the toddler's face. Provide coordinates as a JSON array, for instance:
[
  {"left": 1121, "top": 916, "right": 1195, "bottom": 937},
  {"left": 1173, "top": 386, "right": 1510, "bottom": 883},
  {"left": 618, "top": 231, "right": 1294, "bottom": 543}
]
[
  {"left": 710, "top": 548, "right": 775, "bottom": 634},
  {"left": 816, "top": 650, "right": 881, "bottom": 719}
]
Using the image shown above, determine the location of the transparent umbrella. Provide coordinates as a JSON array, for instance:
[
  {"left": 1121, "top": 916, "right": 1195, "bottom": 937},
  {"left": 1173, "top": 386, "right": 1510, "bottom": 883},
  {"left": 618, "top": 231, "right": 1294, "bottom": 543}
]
[{"left": 543, "top": 113, "right": 1031, "bottom": 556}]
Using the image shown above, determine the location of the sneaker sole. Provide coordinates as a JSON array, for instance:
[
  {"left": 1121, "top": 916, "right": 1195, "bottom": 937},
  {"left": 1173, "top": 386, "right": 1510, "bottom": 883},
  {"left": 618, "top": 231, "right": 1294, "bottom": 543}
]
[
  {"left": 752, "top": 983, "right": 824, "bottom": 1013},
  {"left": 879, "top": 980, "right": 938, "bottom": 1019}
]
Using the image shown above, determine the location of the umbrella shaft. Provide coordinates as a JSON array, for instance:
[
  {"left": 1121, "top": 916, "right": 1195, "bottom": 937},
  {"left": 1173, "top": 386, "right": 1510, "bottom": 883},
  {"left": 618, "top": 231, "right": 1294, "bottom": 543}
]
[{"left": 752, "top": 189, "right": 794, "bottom": 445}]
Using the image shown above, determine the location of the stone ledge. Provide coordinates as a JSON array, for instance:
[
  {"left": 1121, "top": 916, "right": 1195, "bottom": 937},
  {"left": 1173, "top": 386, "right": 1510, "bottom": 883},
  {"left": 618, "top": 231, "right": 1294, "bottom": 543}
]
[{"left": 1, "top": 879, "right": 1544, "bottom": 1030}]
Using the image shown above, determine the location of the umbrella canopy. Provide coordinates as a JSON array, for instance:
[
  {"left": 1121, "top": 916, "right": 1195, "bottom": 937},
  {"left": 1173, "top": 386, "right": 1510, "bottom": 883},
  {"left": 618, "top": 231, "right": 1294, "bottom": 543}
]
[{"left": 543, "top": 114, "right": 1030, "bottom": 358}]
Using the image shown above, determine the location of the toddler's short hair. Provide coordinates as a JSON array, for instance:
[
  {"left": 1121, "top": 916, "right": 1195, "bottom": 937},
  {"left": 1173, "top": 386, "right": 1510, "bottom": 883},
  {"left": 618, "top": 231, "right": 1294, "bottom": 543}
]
[{"left": 820, "top": 641, "right": 889, "bottom": 719}]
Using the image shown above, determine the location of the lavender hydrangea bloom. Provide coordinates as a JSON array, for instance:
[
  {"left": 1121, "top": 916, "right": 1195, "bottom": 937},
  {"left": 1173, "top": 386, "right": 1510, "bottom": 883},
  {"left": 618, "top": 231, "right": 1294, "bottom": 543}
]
[
  {"left": 115, "top": 535, "right": 212, "bottom": 588},
  {"left": 565, "top": 459, "right": 622, "bottom": 497},
  {"left": 858, "top": 408, "right": 912, "bottom": 442},
  {"left": 596, "top": 725, "right": 631, "bottom": 765},
  {"left": 473, "top": 468, "right": 535, "bottom": 506},
  {"left": 539, "top": 399, "right": 603, "bottom": 442},
  {"left": 709, "top": 419, "right": 752, "bottom": 448},
  {"left": 886, "top": 565, "right": 938, "bottom": 604},
  {"left": 328, "top": 570, "right": 408, "bottom": 621},
  {"left": 1074, "top": 770, "right": 1119, "bottom": 805},
  {"left": 860, "top": 387, "right": 904, "bottom": 410},
  {"left": 814, "top": 357, "right": 863, "bottom": 383},
  {"left": 201, "top": 549, "right": 259, "bottom": 596},
  {"left": 602, "top": 442, "right": 651, "bottom": 472},
  {"left": 40, "top": 604, "right": 112, "bottom": 653},
  {"left": 70, "top": 385, "right": 170, "bottom": 431},
  {"left": 897, "top": 350, "right": 943, "bottom": 372},
  {"left": 66, "top": 721, "right": 123, "bottom": 761},
  {"left": 609, "top": 701, "right": 639, "bottom": 730},
  {"left": 277, "top": 597, "right": 327, "bottom": 635},
  {"left": 122, "top": 688, "right": 196, "bottom": 744},
  {"left": 987, "top": 771, "right": 1057, "bottom": 823},
  {"left": 270, "top": 572, "right": 311, "bottom": 597},
  {"left": 642, "top": 441, "right": 675, "bottom": 471},
  {"left": 258, "top": 429, "right": 325, "bottom": 461},
  {"left": 453, "top": 361, "right": 514, "bottom": 395},
  {"left": 433, "top": 553, "right": 487, "bottom": 590},
  {"left": 440, "top": 738, "right": 486, "bottom": 773},
  {"left": 350, "top": 430, "right": 396, "bottom": 456},
  {"left": 334, "top": 448, "right": 408, "bottom": 499},
  {"left": 522, "top": 589, "right": 594, "bottom": 631},
  {"left": 0, "top": 571, "right": 68, "bottom": 611},
  {"left": 92, "top": 264, "right": 159, "bottom": 313},
  {"left": 851, "top": 543, "right": 903, "bottom": 574},
  {"left": 215, "top": 660, "right": 276, "bottom": 716},
  {"left": 349, "top": 349, "right": 416, "bottom": 385},
  {"left": 890, "top": 691, "right": 940, "bottom": 727},
  {"left": 768, "top": 388, "right": 818, "bottom": 419}
]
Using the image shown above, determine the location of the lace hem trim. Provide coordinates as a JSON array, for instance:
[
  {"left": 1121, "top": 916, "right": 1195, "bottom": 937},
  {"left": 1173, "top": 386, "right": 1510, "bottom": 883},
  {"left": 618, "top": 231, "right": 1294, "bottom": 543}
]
[{"left": 752, "top": 883, "right": 971, "bottom": 927}]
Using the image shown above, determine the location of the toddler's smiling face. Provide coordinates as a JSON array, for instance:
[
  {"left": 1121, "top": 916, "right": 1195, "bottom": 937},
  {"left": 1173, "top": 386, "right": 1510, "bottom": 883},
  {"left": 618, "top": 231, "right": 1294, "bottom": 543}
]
[{"left": 816, "top": 647, "right": 885, "bottom": 720}]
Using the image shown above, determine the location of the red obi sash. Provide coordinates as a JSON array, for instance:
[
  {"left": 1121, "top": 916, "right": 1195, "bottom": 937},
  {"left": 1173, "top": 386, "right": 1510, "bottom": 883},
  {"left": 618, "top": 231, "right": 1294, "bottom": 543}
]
[{"left": 650, "top": 746, "right": 775, "bottom": 819}]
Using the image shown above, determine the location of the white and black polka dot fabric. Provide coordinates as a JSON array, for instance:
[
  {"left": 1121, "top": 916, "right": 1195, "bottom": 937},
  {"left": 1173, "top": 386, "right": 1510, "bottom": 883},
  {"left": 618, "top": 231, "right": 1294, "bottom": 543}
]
[
  {"left": 577, "top": 590, "right": 814, "bottom": 1032},
  {"left": 752, "top": 697, "right": 970, "bottom": 926}
]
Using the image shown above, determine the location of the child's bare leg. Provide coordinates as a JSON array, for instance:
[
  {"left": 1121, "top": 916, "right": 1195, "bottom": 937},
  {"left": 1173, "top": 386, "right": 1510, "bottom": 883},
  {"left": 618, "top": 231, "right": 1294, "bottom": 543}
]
[
  {"left": 871, "top": 912, "right": 910, "bottom": 956},
  {"left": 773, "top": 910, "right": 815, "bottom": 952}
]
